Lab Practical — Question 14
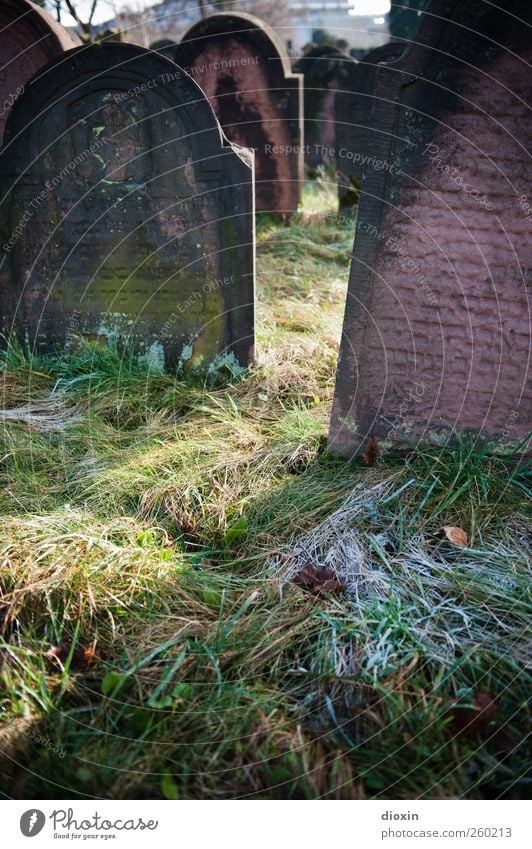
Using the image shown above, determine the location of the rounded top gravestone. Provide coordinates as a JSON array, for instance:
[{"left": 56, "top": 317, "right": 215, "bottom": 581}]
[
  {"left": 294, "top": 45, "right": 356, "bottom": 171},
  {"left": 335, "top": 42, "right": 406, "bottom": 210},
  {"left": 0, "top": 0, "right": 77, "bottom": 144},
  {"left": 0, "top": 43, "right": 255, "bottom": 375},
  {"left": 150, "top": 40, "right": 177, "bottom": 60},
  {"left": 175, "top": 12, "right": 304, "bottom": 217}
]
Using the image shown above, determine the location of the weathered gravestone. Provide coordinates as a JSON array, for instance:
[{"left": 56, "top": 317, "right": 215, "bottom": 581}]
[
  {"left": 335, "top": 43, "right": 405, "bottom": 210},
  {"left": 150, "top": 40, "right": 177, "bottom": 60},
  {"left": 294, "top": 45, "right": 356, "bottom": 173},
  {"left": 0, "top": 0, "right": 76, "bottom": 145},
  {"left": 329, "top": 0, "right": 532, "bottom": 456},
  {"left": 0, "top": 43, "right": 255, "bottom": 374},
  {"left": 175, "top": 13, "right": 303, "bottom": 217}
]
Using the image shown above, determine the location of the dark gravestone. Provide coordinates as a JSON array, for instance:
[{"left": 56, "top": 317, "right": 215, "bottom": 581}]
[
  {"left": 0, "top": 0, "right": 76, "bottom": 144},
  {"left": 0, "top": 43, "right": 255, "bottom": 374},
  {"left": 329, "top": 0, "right": 532, "bottom": 456},
  {"left": 150, "top": 40, "right": 177, "bottom": 60},
  {"left": 175, "top": 12, "right": 303, "bottom": 217},
  {"left": 294, "top": 46, "right": 356, "bottom": 172},
  {"left": 335, "top": 43, "right": 405, "bottom": 210}
]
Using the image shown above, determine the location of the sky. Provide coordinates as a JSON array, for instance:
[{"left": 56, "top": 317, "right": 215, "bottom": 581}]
[{"left": 51, "top": 0, "right": 391, "bottom": 27}]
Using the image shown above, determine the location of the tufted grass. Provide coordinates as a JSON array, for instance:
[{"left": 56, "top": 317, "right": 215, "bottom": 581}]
[{"left": 0, "top": 180, "right": 530, "bottom": 800}]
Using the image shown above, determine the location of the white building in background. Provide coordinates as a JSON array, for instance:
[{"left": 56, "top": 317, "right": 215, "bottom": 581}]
[
  {"left": 288, "top": 1, "right": 389, "bottom": 52},
  {"left": 94, "top": 0, "right": 389, "bottom": 55}
]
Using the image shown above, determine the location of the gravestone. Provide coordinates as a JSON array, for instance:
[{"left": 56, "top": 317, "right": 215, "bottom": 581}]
[
  {"left": 329, "top": 0, "right": 532, "bottom": 456},
  {"left": 175, "top": 12, "right": 303, "bottom": 217},
  {"left": 335, "top": 43, "right": 405, "bottom": 210},
  {"left": 149, "top": 39, "right": 176, "bottom": 60},
  {"left": 0, "top": 43, "right": 255, "bottom": 374},
  {"left": 0, "top": 0, "right": 76, "bottom": 144},
  {"left": 294, "top": 45, "right": 355, "bottom": 172}
]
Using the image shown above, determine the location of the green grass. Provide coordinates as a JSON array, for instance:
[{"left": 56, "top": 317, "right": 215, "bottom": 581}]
[{"left": 0, "top": 181, "right": 530, "bottom": 800}]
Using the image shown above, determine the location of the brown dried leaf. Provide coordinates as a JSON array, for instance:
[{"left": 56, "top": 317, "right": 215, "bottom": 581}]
[
  {"left": 292, "top": 563, "right": 346, "bottom": 594},
  {"left": 442, "top": 526, "right": 468, "bottom": 547},
  {"left": 445, "top": 692, "right": 497, "bottom": 737},
  {"left": 45, "top": 641, "right": 98, "bottom": 670},
  {"left": 362, "top": 437, "right": 379, "bottom": 466}
]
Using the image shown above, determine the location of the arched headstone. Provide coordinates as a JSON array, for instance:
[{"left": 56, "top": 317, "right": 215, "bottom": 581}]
[
  {"left": 0, "top": 0, "right": 76, "bottom": 144},
  {"left": 294, "top": 45, "right": 355, "bottom": 172},
  {"left": 335, "top": 43, "right": 405, "bottom": 210},
  {"left": 175, "top": 13, "right": 303, "bottom": 217},
  {"left": 150, "top": 39, "right": 177, "bottom": 60},
  {"left": 329, "top": 0, "right": 532, "bottom": 456},
  {"left": 0, "top": 43, "right": 255, "bottom": 374}
]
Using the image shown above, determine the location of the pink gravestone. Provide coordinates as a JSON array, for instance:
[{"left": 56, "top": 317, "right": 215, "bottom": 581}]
[
  {"left": 0, "top": 0, "right": 76, "bottom": 144},
  {"left": 329, "top": 0, "right": 531, "bottom": 456},
  {"left": 175, "top": 13, "right": 303, "bottom": 217}
]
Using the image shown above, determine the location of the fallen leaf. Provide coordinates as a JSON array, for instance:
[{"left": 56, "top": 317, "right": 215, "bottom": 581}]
[
  {"left": 442, "top": 526, "right": 468, "bottom": 547},
  {"left": 362, "top": 437, "right": 379, "bottom": 466},
  {"left": 292, "top": 563, "right": 346, "bottom": 594},
  {"left": 45, "top": 641, "right": 98, "bottom": 670},
  {"left": 445, "top": 692, "right": 497, "bottom": 736}
]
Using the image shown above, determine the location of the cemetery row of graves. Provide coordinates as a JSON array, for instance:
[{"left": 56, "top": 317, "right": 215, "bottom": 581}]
[{"left": 0, "top": 0, "right": 529, "bottom": 798}]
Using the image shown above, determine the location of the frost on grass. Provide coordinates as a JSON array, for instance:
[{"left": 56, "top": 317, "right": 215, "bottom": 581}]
[
  {"left": 0, "top": 398, "right": 80, "bottom": 431},
  {"left": 271, "top": 479, "right": 531, "bottom": 671}
]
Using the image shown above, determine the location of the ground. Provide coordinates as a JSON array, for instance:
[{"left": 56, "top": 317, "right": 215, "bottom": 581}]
[{"left": 0, "top": 181, "right": 530, "bottom": 800}]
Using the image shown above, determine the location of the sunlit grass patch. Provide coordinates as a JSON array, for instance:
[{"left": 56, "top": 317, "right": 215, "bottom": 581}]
[{"left": 0, "top": 184, "right": 530, "bottom": 800}]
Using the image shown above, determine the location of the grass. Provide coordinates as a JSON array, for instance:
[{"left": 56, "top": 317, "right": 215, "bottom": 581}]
[{"left": 0, "top": 180, "right": 530, "bottom": 800}]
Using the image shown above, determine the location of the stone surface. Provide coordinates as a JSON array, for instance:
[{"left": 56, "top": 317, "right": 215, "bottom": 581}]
[
  {"left": 149, "top": 40, "right": 176, "bottom": 60},
  {"left": 175, "top": 12, "right": 303, "bottom": 216},
  {"left": 329, "top": 0, "right": 532, "bottom": 456},
  {"left": 335, "top": 43, "right": 405, "bottom": 210},
  {"left": 293, "top": 46, "right": 355, "bottom": 172},
  {"left": 0, "top": 43, "right": 255, "bottom": 374},
  {"left": 0, "top": 0, "right": 76, "bottom": 144}
]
